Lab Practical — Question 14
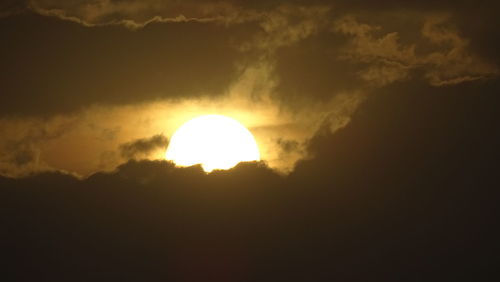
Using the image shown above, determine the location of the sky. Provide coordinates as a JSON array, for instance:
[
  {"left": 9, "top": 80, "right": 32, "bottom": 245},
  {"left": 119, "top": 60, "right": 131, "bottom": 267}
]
[{"left": 1, "top": 1, "right": 499, "bottom": 281}]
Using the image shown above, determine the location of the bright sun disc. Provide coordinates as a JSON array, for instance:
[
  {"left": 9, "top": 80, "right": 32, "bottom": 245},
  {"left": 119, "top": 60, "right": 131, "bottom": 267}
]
[{"left": 165, "top": 115, "right": 260, "bottom": 172}]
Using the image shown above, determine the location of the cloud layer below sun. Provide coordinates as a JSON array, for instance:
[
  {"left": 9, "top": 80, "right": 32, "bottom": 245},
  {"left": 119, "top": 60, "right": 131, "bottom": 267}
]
[{"left": 0, "top": 0, "right": 497, "bottom": 177}]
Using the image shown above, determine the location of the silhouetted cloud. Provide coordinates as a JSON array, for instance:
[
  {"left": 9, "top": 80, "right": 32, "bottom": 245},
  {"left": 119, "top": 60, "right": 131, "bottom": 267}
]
[
  {"left": 119, "top": 134, "right": 168, "bottom": 160},
  {"left": 2, "top": 80, "right": 499, "bottom": 280}
]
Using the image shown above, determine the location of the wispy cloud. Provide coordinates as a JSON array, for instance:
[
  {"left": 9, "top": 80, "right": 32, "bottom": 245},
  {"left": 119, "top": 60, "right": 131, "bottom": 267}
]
[
  {"left": 119, "top": 134, "right": 169, "bottom": 160},
  {"left": 333, "top": 14, "right": 498, "bottom": 86}
]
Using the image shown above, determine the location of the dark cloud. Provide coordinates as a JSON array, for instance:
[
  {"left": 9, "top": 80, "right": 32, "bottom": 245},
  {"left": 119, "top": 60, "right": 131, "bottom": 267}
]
[
  {"left": 1, "top": 0, "right": 498, "bottom": 119},
  {"left": 276, "top": 138, "right": 300, "bottom": 154},
  {"left": 2, "top": 78, "right": 499, "bottom": 280},
  {"left": 119, "top": 134, "right": 168, "bottom": 160},
  {"left": 0, "top": 13, "right": 241, "bottom": 117}
]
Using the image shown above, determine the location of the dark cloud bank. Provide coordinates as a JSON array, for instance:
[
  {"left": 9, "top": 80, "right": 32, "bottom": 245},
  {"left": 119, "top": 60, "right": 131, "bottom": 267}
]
[{"left": 2, "top": 82, "right": 499, "bottom": 281}]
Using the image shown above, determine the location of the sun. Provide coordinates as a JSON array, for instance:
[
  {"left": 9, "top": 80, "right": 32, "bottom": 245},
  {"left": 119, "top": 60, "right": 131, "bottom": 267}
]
[{"left": 165, "top": 115, "right": 260, "bottom": 172}]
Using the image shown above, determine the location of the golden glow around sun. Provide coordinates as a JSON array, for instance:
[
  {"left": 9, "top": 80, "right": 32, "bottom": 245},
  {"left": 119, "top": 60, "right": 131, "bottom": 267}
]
[{"left": 165, "top": 115, "right": 260, "bottom": 172}]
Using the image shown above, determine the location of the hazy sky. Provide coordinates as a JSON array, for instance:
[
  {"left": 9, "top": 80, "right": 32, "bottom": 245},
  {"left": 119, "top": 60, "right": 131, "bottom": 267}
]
[{"left": 1, "top": 1, "right": 499, "bottom": 281}]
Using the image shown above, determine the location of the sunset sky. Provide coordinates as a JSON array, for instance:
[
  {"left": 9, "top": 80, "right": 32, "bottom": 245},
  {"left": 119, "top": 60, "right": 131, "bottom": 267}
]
[{"left": 1, "top": 1, "right": 499, "bottom": 281}]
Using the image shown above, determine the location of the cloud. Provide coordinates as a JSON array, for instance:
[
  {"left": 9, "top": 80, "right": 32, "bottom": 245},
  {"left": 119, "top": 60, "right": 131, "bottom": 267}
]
[
  {"left": 0, "top": 116, "right": 77, "bottom": 177},
  {"left": 119, "top": 134, "right": 168, "bottom": 160},
  {"left": 2, "top": 81, "right": 499, "bottom": 280},
  {"left": 333, "top": 16, "right": 416, "bottom": 85},
  {"left": 2, "top": 1, "right": 497, "bottom": 118},
  {"left": 332, "top": 14, "right": 498, "bottom": 86},
  {"left": 239, "top": 5, "right": 331, "bottom": 53},
  {"left": 27, "top": 0, "right": 256, "bottom": 29},
  {"left": 421, "top": 14, "right": 499, "bottom": 85},
  {"left": 0, "top": 10, "right": 241, "bottom": 117}
]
